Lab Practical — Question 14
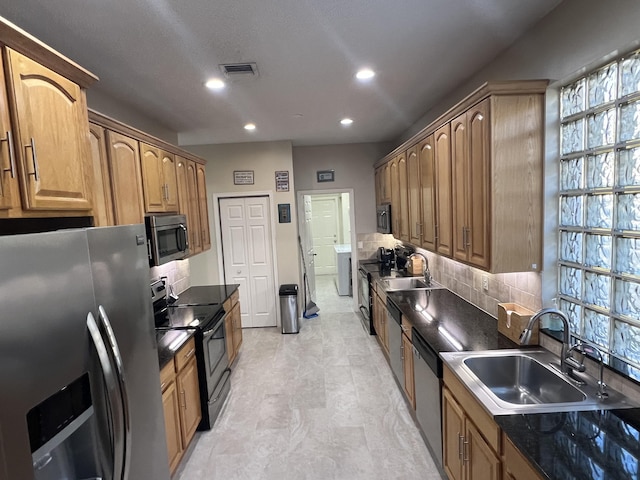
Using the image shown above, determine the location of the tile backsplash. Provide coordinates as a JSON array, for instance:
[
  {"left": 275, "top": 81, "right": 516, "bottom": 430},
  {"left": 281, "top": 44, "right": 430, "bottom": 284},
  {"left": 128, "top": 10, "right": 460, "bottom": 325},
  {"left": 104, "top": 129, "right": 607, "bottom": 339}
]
[
  {"left": 150, "top": 259, "right": 191, "bottom": 294},
  {"left": 356, "top": 232, "right": 398, "bottom": 260}
]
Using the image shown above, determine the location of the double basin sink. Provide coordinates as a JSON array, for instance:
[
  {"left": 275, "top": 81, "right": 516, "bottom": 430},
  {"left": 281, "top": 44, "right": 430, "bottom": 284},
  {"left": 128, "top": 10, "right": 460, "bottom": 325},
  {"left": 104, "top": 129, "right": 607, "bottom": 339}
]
[{"left": 442, "top": 349, "right": 635, "bottom": 415}]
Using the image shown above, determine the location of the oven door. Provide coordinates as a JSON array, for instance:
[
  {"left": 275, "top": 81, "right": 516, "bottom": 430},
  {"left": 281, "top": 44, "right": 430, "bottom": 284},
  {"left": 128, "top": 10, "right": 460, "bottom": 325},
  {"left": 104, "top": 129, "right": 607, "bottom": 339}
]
[{"left": 202, "top": 314, "right": 229, "bottom": 400}]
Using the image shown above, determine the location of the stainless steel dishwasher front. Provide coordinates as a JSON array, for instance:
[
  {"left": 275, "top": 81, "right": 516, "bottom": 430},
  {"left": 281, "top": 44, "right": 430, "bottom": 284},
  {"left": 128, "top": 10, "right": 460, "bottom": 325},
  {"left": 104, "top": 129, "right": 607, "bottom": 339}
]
[
  {"left": 412, "top": 328, "right": 443, "bottom": 468},
  {"left": 386, "top": 298, "right": 403, "bottom": 383}
]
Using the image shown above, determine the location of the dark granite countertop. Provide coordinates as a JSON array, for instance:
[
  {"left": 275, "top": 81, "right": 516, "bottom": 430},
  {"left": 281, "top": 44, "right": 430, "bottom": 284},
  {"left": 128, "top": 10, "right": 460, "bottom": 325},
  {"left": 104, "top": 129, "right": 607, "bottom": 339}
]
[
  {"left": 172, "top": 284, "right": 239, "bottom": 306},
  {"left": 496, "top": 408, "right": 640, "bottom": 480},
  {"left": 386, "top": 288, "right": 517, "bottom": 354},
  {"left": 156, "top": 329, "right": 196, "bottom": 369}
]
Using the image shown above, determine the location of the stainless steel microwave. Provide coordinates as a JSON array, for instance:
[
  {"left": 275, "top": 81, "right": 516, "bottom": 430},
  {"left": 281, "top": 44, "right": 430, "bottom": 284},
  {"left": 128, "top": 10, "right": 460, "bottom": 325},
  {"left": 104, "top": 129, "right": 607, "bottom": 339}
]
[
  {"left": 145, "top": 214, "right": 189, "bottom": 266},
  {"left": 376, "top": 204, "right": 392, "bottom": 234}
]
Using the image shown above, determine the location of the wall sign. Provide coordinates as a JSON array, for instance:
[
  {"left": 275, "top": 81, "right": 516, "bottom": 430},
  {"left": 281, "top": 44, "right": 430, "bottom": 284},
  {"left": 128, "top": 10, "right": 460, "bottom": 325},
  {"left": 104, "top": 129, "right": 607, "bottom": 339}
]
[
  {"left": 317, "top": 170, "right": 335, "bottom": 183},
  {"left": 233, "top": 170, "right": 254, "bottom": 185},
  {"left": 278, "top": 203, "right": 291, "bottom": 223},
  {"left": 275, "top": 171, "right": 289, "bottom": 192}
]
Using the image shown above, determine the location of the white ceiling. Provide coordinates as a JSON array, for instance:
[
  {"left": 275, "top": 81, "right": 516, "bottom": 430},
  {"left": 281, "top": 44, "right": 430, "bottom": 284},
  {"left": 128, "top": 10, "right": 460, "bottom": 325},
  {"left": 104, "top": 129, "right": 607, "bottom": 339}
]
[{"left": 0, "top": 0, "right": 562, "bottom": 146}]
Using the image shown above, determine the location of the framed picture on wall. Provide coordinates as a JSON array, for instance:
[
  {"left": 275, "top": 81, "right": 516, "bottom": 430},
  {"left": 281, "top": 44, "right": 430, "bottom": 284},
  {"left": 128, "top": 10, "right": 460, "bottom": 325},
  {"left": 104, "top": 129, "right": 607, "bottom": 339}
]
[
  {"left": 234, "top": 170, "right": 254, "bottom": 185},
  {"left": 317, "top": 170, "right": 335, "bottom": 182},
  {"left": 275, "top": 171, "right": 289, "bottom": 191}
]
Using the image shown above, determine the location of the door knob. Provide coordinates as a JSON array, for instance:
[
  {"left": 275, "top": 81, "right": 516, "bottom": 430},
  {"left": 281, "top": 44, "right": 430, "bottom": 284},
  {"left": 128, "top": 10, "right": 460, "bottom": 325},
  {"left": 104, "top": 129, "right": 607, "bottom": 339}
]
[{"left": 237, "top": 270, "right": 241, "bottom": 274}]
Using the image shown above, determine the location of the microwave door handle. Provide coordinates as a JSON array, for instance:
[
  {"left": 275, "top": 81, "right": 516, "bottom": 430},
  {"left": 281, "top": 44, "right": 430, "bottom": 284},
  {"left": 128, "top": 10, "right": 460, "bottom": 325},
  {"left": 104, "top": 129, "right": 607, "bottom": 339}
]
[
  {"left": 87, "top": 312, "right": 126, "bottom": 480},
  {"left": 97, "top": 306, "right": 131, "bottom": 480},
  {"left": 178, "top": 224, "right": 189, "bottom": 252}
]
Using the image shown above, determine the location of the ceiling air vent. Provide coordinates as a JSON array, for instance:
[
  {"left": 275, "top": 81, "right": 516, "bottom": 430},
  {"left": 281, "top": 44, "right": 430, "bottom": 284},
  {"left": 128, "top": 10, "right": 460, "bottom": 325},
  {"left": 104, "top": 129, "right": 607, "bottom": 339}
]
[{"left": 219, "top": 63, "right": 259, "bottom": 78}]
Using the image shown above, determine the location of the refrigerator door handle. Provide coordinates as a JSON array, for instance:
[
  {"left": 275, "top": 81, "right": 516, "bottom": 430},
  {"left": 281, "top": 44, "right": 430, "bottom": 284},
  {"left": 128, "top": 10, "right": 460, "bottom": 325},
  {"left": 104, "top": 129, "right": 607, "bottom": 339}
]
[
  {"left": 87, "top": 311, "right": 127, "bottom": 480},
  {"left": 97, "top": 305, "right": 132, "bottom": 480}
]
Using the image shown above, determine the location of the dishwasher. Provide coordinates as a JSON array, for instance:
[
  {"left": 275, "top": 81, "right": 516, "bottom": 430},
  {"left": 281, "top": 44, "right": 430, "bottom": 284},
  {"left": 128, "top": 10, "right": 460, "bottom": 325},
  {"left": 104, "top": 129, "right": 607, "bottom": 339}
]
[
  {"left": 386, "top": 298, "right": 403, "bottom": 382},
  {"left": 412, "top": 327, "right": 443, "bottom": 468}
]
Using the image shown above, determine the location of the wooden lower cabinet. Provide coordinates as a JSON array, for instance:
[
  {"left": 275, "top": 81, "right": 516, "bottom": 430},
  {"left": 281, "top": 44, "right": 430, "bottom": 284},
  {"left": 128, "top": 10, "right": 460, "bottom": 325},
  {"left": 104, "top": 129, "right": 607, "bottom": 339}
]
[
  {"left": 401, "top": 320, "right": 415, "bottom": 409},
  {"left": 502, "top": 434, "right": 544, "bottom": 480},
  {"left": 160, "top": 338, "right": 201, "bottom": 475},
  {"left": 442, "top": 387, "right": 499, "bottom": 480},
  {"left": 224, "top": 290, "right": 242, "bottom": 364},
  {"left": 372, "top": 288, "right": 389, "bottom": 357}
]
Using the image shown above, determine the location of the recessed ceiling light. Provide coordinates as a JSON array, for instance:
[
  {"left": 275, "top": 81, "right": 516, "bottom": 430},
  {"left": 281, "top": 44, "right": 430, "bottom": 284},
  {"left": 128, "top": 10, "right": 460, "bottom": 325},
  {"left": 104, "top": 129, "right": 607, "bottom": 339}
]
[
  {"left": 244, "top": 123, "right": 256, "bottom": 131},
  {"left": 205, "top": 78, "right": 225, "bottom": 90},
  {"left": 340, "top": 118, "right": 353, "bottom": 126},
  {"left": 356, "top": 68, "right": 375, "bottom": 80}
]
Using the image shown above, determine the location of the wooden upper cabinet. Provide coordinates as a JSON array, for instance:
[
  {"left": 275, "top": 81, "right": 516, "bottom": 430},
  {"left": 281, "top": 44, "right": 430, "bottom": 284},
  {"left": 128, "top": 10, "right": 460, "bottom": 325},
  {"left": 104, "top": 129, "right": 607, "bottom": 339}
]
[
  {"left": 162, "top": 151, "right": 179, "bottom": 211},
  {"left": 397, "top": 151, "right": 409, "bottom": 242},
  {"left": 106, "top": 131, "right": 145, "bottom": 225},
  {"left": 196, "top": 162, "right": 211, "bottom": 251},
  {"left": 140, "top": 142, "right": 179, "bottom": 213},
  {"left": 418, "top": 135, "right": 437, "bottom": 251},
  {"left": 382, "top": 161, "right": 391, "bottom": 204},
  {"left": 0, "top": 56, "right": 15, "bottom": 211},
  {"left": 5, "top": 48, "right": 92, "bottom": 211},
  {"left": 186, "top": 160, "right": 202, "bottom": 254},
  {"left": 407, "top": 145, "right": 421, "bottom": 245},
  {"left": 389, "top": 156, "right": 400, "bottom": 237},
  {"left": 451, "top": 112, "right": 469, "bottom": 263},
  {"left": 434, "top": 124, "right": 453, "bottom": 257},
  {"left": 88, "top": 123, "right": 114, "bottom": 226}
]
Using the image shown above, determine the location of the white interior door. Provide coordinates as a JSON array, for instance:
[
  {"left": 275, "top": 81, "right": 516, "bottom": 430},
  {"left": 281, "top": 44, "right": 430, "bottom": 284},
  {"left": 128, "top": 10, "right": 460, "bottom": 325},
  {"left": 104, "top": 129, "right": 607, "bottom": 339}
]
[
  {"left": 220, "top": 196, "right": 277, "bottom": 328},
  {"left": 303, "top": 195, "right": 316, "bottom": 302},
  {"left": 311, "top": 196, "right": 340, "bottom": 276}
]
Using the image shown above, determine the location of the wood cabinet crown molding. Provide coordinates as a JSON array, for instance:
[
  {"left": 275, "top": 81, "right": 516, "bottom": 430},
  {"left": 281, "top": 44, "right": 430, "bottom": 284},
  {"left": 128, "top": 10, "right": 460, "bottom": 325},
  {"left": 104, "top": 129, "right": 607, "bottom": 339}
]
[
  {"left": 374, "top": 80, "right": 549, "bottom": 168},
  {"left": 88, "top": 110, "right": 207, "bottom": 166},
  {"left": 0, "top": 15, "right": 97, "bottom": 88}
]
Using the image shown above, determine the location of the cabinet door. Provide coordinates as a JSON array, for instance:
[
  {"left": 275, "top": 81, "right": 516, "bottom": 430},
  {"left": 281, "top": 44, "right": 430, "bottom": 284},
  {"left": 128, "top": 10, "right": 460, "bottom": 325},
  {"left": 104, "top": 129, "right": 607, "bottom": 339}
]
[
  {"left": 196, "top": 162, "right": 211, "bottom": 251},
  {"left": 186, "top": 160, "right": 203, "bottom": 253},
  {"left": 140, "top": 143, "right": 165, "bottom": 213},
  {"left": 177, "top": 358, "right": 201, "bottom": 448},
  {"left": 434, "top": 124, "right": 452, "bottom": 256},
  {"left": 382, "top": 161, "right": 391, "bottom": 203},
  {"left": 502, "top": 435, "right": 544, "bottom": 480},
  {"left": 451, "top": 113, "right": 469, "bottom": 262},
  {"left": 443, "top": 388, "right": 465, "bottom": 480},
  {"left": 175, "top": 156, "right": 191, "bottom": 225},
  {"left": 6, "top": 48, "right": 92, "bottom": 211},
  {"left": 162, "top": 150, "right": 179, "bottom": 212},
  {"left": 419, "top": 135, "right": 436, "bottom": 251},
  {"left": 390, "top": 156, "right": 400, "bottom": 237},
  {"left": 232, "top": 301, "right": 243, "bottom": 356},
  {"left": 467, "top": 100, "right": 490, "bottom": 269},
  {"left": 466, "top": 421, "right": 500, "bottom": 480},
  {"left": 162, "top": 381, "right": 183, "bottom": 474},
  {"left": 398, "top": 151, "right": 409, "bottom": 241},
  {"left": 0, "top": 56, "right": 15, "bottom": 211},
  {"left": 88, "top": 123, "right": 114, "bottom": 226},
  {"left": 401, "top": 332, "right": 415, "bottom": 409},
  {"left": 106, "top": 131, "right": 144, "bottom": 225},
  {"left": 407, "top": 145, "right": 421, "bottom": 245},
  {"left": 225, "top": 312, "right": 235, "bottom": 364}
]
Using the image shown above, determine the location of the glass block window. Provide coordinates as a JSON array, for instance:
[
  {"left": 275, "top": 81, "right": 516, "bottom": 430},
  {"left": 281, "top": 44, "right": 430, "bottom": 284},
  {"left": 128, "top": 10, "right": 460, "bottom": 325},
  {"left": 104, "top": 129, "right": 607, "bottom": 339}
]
[{"left": 559, "top": 49, "right": 640, "bottom": 373}]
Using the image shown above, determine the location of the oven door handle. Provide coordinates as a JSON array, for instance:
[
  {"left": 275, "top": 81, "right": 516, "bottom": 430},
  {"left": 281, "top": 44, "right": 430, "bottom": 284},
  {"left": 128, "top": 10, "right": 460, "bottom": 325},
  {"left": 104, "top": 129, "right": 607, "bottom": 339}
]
[
  {"left": 359, "top": 305, "right": 369, "bottom": 318},
  {"left": 203, "top": 313, "right": 227, "bottom": 337}
]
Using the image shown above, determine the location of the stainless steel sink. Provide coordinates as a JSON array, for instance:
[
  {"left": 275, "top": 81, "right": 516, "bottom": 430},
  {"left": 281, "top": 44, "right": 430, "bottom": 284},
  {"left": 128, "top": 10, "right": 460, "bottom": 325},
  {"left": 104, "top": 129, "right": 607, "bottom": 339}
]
[
  {"left": 382, "top": 277, "right": 445, "bottom": 291},
  {"left": 463, "top": 355, "right": 586, "bottom": 405},
  {"left": 441, "top": 349, "right": 637, "bottom": 415}
]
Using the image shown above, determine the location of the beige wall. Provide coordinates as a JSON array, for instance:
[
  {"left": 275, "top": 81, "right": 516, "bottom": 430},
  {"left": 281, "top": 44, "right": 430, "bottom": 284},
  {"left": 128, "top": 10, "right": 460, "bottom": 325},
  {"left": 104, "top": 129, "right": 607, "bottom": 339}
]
[
  {"left": 292, "top": 143, "right": 392, "bottom": 234},
  {"left": 182, "top": 141, "right": 299, "bottom": 290},
  {"left": 87, "top": 88, "right": 179, "bottom": 144}
]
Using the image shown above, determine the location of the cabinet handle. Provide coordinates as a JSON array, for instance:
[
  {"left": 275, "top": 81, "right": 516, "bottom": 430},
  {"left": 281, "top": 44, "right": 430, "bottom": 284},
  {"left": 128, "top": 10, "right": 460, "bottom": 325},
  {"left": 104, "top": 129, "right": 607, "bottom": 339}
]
[
  {"left": 181, "top": 390, "right": 187, "bottom": 410},
  {"left": 458, "top": 434, "right": 464, "bottom": 459},
  {"left": 463, "top": 438, "right": 469, "bottom": 464},
  {"left": 26, "top": 137, "right": 40, "bottom": 181},
  {"left": 400, "top": 341, "right": 404, "bottom": 360},
  {"left": 1, "top": 131, "right": 16, "bottom": 178},
  {"left": 160, "top": 381, "right": 166, "bottom": 391},
  {"left": 434, "top": 224, "right": 439, "bottom": 241},
  {"left": 184, "top": 347, "right": 195, "bottom": 361},
  {"left": 465, "top": 227, "right": 471, "bottom": 248}
]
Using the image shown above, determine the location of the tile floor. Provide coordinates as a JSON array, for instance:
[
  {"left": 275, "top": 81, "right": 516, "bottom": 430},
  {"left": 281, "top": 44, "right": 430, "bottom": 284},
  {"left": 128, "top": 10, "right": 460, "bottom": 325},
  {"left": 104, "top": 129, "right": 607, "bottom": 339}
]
[{"left": 176, "top": 275, "right": 443, "bottom": 480}]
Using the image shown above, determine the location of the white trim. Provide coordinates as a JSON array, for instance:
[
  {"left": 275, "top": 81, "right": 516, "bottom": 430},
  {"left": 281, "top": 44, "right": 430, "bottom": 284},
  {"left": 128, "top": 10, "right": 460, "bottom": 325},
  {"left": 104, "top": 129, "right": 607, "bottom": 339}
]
[
  {"left": 296, "top": 188, "right": 358, "bottom": 312},
  {"left": 212, "top": 190, "right": 282, "bottom": 328}
]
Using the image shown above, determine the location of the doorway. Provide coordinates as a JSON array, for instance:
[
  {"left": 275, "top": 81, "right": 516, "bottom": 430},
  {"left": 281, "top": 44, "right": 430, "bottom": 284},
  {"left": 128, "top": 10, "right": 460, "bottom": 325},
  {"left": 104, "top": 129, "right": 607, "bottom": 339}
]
[
  {"left": 218, "top": 195, "right": 277, "bottom": 328},
  {"left": 297, "top": 189, "right": 358, "bottom": 312}
]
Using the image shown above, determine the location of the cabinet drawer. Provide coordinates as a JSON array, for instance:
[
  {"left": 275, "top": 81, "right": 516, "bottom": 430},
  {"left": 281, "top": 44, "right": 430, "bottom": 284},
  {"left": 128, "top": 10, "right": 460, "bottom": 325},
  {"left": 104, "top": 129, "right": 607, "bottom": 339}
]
[
  {"left": 175, "top": 337, "right": 197, "bottom": 372},
  {"left": 160, "top": 360, "right": 176, "bottom": 392},
  {"left": 502, "top": 433, "right": 543, "bottom": 480},
  {"left": 223, "top": 289, "right": 239, "bottom": 312},
  {"left": 401, "top": 317, "right": 412, "bottom": 336}
]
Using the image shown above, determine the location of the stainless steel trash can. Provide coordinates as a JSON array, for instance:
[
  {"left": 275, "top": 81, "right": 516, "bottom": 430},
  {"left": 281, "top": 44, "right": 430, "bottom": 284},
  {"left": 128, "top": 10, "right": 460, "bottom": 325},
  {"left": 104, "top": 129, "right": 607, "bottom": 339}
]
[{"left": 279, "top": 284, "right": 299, "bottom": 334}]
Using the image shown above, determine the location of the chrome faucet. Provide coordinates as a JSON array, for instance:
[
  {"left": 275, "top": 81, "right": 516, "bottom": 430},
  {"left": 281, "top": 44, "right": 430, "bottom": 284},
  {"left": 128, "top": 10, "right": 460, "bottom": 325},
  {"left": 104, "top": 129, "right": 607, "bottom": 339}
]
[
  {"left": 409, "top": 252, "right": 431, "bottom": 285},
  {"left": 568, "top": 343, "right": 609, "bottom": 399},
  {"left": 519, "top": 307, "right": 579, "bottom": 375}
]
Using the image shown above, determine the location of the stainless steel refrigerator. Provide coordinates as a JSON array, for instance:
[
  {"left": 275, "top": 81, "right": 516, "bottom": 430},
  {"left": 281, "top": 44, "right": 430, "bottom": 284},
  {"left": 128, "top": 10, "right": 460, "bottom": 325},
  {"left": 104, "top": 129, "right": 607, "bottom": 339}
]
[{"left": 0, "top": 224, "right": 170, "bottom": 480}]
